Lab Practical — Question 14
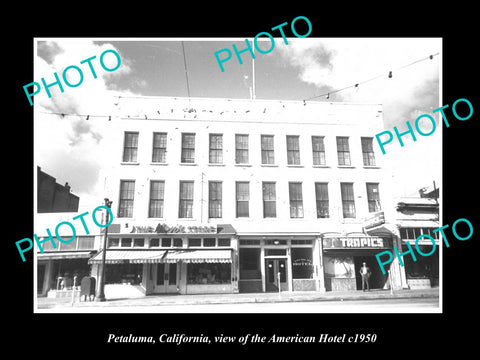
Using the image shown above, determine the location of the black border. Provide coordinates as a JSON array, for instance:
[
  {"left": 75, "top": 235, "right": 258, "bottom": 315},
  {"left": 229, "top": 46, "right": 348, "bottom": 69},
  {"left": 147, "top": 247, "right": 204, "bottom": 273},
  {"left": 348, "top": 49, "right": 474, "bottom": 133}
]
[{"left": 8, "top": 5, "right": 478, "bottom": 355}]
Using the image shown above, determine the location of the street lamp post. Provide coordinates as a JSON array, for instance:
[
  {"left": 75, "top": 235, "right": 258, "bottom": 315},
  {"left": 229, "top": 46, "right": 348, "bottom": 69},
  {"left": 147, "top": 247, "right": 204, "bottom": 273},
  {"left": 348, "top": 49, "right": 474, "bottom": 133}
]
[{"left": 95, "top": 198, "right": 113, "bottom": 302}]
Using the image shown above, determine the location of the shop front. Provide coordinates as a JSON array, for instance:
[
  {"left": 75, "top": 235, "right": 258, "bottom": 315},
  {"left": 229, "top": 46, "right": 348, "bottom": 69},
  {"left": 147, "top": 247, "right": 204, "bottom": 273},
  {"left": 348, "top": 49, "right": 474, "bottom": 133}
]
[
  {"left": 399, "top": 226, "right": 440, "bottom": 289},
  {"left": 88, "top": 223, "right": 238, "bottom": 298},
  {"left": 36, "top": 235, "right": 97, "bottom": 297},
  {"left": 238, "top": 234, "right": 322, "bottom": 293},
  {"left": 322, "top": 234, "right": 393, "bottom": 291}
]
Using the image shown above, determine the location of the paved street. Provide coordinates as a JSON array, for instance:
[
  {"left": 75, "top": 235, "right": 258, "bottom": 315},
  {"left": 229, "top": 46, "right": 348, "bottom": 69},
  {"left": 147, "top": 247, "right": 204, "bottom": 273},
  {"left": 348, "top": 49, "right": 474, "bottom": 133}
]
[
  {"left": 153, "top": 297, "right": 439, "bottom": 313},
  {"left": 37, "top": 295, "right": 439, "bottom": 313}
]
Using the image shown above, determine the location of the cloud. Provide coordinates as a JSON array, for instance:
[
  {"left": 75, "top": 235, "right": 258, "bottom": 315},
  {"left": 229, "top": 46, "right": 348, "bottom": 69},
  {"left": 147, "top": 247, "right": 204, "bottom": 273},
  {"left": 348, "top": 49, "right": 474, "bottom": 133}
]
[
  {"left": 277, "top": 38, "right": 442, "bottom": 197},
  {"left": 34, "top": 40, "right": 136, "bottom": 207},
  {"left": 277, "top": 38, "right": 441, "bottom": 127}
]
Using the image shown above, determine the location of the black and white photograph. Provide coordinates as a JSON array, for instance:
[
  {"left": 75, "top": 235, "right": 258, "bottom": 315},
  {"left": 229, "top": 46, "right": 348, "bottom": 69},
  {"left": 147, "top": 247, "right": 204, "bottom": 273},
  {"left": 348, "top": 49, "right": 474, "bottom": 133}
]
[
  {"left": 32, "top": 37, "right": 443, "bottom": 314},
  {"left": 7, "top": 7, "right": 478, "bottom": 355}
]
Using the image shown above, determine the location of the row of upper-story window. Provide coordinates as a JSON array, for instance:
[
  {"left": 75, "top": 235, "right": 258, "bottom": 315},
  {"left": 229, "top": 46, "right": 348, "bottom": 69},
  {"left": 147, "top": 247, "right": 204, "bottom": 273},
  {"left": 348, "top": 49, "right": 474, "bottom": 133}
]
[
  {"left": 118, "top": 180, "right": 381, "bottom": 220},
  {"left": 121, "top": 132, "right": 377, "bottom": 167}
]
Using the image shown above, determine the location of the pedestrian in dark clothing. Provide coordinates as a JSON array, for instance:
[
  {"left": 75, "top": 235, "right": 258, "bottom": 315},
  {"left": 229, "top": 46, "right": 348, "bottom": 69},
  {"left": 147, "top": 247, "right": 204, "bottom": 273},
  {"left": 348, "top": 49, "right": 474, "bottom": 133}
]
[{"left": 360, "top": 262, "right": 371, "bottom": 291}]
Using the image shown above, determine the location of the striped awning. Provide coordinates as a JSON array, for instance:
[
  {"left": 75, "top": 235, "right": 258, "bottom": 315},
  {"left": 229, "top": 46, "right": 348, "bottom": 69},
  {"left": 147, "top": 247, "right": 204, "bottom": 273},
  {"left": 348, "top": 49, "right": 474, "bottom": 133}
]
[
  {"left": 88, "top": 250, "right": 167, "bottom": 264},
  {"left": 88, "top": 249, "right": 232, "bottom": 264},
  {"left": 37, "top": 251, "right": 94, "bottom": 260},
  {"left": 164, "top": 250, "right": 232, "bottom": 263}
]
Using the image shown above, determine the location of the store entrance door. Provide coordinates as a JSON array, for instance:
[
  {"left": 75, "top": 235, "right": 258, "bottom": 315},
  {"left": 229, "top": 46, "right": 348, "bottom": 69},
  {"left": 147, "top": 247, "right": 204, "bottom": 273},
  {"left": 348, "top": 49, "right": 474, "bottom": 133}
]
[
  {"left": 154, "top": 263, "right": 178, "bottom": 293},
  {"left": 265, "top": 258, "right": 287, "bottom": 292}
]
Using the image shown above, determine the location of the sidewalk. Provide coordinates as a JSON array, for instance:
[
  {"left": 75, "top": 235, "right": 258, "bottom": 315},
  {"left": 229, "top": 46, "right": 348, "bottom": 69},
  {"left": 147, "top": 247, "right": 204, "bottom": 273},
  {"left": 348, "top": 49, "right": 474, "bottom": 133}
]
[{"left": 36, "top": 287, "right": 439, "bottom": 309}]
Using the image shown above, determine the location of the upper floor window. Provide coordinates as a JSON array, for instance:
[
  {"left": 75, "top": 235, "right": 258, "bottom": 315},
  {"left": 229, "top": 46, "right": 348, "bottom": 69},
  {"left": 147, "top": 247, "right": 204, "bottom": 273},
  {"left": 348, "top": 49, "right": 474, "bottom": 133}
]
[
  {"left": 262, "top": 182, "right": 277, "bottom": 218},
  {"left": 366, "top": 183, "right": 381, "bottom": 212},
  {"left": 181, "top": 133, "right": 195, "bottom": 163},
  {"left": 289, "top": 182, "right": 304, "bottom": 218},
  {"left": 152, "top": 132, "right": 167, "bottom": 163},
  {"left": 179, "top": 181, "right": 194, "bottom": 218},
  {"left": 315, "top": 182, "right": 329, "bottom": 218},
  {"left": 287, "top": 135, "right": 301, "bottom": 165},
  {"left": 340, "top": 182, "right": 356, "bottom": 218},
  {"left": 208, "top": 181, "right": 222, "bottom": 218},
  {"left": 261, "top": 135, "right": 275, "bottom": 165},
  {"left": 122, "top": 132, "right": 138, "bottom": 162},
  {"left": 149, "top": 180, "right": 165, "bottom": 218},
  {"left": 118, "top": 180, "right": 135, "bottom": 218},
  {"left": 209, "top": 134, "right": 223, "bottom": 164},
  {"left": 236, "top": 181, "right": 250, "bottom": 217},
  {"left": 361, "top": 137, "right": 376, "bottom": 166},
  {"left": 235, "top": 134, "right": 249, "bottom": 164},
  {"left": 312, "top": 136, "right": 326, "bottom": 165},
  {"left": 336, "top": 137, "right": 351, "bottom": 166}
]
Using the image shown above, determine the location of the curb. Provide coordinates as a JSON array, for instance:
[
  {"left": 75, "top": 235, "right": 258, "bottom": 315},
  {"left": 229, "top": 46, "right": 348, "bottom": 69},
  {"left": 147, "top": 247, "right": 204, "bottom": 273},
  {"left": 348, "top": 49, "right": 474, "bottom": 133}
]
[{"left": 37, "top": 290, "right": 439, "bottom": 309}]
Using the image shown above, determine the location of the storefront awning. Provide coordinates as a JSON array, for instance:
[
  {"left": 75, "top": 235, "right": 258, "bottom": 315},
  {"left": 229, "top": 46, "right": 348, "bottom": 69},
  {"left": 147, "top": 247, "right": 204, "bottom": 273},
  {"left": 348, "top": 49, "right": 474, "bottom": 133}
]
[
  {"left": 88, "top": 249, "right": 232, "bottom": 264},
  {"left": 163, "top": 250, "right": 232, "bottom": 263},
  {"left": 37, "top": 251, "right": 95, "bottom": 260},
  {"left": 397, "top": 220, "right": 440, "bottom": 228},
  {"left": 88, "top": 250, "right": 167, "bottom": 264}
]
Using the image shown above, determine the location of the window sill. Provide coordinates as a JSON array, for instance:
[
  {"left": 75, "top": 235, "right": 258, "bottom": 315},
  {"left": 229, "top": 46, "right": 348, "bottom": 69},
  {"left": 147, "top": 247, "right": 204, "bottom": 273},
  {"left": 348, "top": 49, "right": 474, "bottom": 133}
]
[
  {"left": 208, "top": 163, "right": 226, "bottom": 167},
  {"left": 179, "top": 163, "right": 198, "bottom": 166},
  {"left": 312, "top": 165, "right": 330, "bottom": 168},
  {"left": 150, "top": 162, "right": 168, "bottom": 166},
  {"left": 363, "top": 166, "right": 381, "bottom": 169},
  {"left": 287, "top": 164, "right": 304, "bottom": 168},
  {"left": 338, "top": 165, "right": 355, "bottom": 169},
  {"left": 261, "top": 164, "right": 278, "bottom": 167},
  {"left": 120, "top": 162, "right": 140, "bottom": 166},
  {"left": 234, "top": 164, "right": 252, "bottom": 167}
]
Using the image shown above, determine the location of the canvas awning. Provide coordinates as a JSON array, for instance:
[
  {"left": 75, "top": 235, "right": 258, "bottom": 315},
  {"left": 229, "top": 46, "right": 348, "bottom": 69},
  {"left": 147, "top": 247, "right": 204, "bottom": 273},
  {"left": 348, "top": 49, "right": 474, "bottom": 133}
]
[
  {"left": 88, "top": 249, "right": 232, "bottom": 264},
  {"left": 163, "top": 249, "right": 232, "bottom": 263},
  {"left": 397, "top": 220, "right": 440, "bottom": 228},
  {"left": 37, "top": 251, "right": 95, "bottom": 260},
  {"left": 88, "top": 250, "right": 167, "bottom": 264}
]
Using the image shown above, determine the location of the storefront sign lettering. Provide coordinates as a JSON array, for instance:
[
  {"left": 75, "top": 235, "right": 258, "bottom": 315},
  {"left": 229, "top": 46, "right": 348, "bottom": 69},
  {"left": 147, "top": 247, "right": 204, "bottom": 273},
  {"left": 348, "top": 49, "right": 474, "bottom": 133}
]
[
  {"left": 293, "top": 258, "right": 312, "bottom": 266},
  {"left": 129, "top": 223, "right": 217, "bottom": 234},
  {"left": 323, "top": 237, "right": 384, "bottom": 249},
  {"left": 341, "top": 238, "right": 384, "bottom": 248}
]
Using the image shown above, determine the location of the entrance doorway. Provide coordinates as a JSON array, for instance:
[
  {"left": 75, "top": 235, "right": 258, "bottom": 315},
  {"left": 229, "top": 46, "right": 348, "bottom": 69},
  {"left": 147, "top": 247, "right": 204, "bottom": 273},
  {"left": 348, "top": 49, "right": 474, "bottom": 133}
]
[
  {"left": 265, "top": 258, "right": 287, "bottom": 292},
  {"left": 154, "top": 263, "right": 178, "bottom": 293},
  {"left": 354, "top": 256, "right": 388, "bottom": 290}
]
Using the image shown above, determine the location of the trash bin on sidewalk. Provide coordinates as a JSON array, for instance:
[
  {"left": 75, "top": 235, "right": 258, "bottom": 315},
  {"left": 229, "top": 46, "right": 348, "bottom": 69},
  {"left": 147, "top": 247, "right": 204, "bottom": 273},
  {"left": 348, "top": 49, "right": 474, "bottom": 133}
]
[{"left": 80, "top": 276, "right": 96, "bottom": 301}]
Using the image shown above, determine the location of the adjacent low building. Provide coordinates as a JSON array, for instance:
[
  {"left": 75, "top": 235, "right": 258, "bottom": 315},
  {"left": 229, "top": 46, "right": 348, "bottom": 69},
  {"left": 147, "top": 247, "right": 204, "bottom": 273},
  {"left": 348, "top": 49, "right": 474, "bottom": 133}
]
[{"left": 395, "top": 195, "right": 440, "bottom": 289}]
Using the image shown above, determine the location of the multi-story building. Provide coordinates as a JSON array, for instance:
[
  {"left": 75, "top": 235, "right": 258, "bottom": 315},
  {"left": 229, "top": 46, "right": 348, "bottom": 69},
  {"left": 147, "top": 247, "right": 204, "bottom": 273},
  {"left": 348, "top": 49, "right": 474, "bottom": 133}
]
[{"left": 82, "top": 96, "right": 405, "bottom": 297}]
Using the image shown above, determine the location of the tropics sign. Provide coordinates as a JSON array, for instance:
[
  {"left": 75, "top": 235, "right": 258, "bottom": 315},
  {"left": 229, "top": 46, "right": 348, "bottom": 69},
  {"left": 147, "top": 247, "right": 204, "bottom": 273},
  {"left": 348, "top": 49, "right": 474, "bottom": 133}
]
[{"left": 323, "top": 237, "right": 386, "bottom": 249}]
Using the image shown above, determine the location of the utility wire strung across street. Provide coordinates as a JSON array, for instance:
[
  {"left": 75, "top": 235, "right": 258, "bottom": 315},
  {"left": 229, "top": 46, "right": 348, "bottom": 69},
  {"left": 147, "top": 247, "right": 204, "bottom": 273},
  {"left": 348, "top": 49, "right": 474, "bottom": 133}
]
[{"left": 34, "top": 52, "right": 440, "bottom": 119}]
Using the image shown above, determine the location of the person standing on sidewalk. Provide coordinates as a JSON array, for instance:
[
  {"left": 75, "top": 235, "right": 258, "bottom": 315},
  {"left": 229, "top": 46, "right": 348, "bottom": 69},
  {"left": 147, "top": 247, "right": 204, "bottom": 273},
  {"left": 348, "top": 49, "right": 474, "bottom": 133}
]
[{"left": 360, "top": 262, "right": 371, "bottom": 292}]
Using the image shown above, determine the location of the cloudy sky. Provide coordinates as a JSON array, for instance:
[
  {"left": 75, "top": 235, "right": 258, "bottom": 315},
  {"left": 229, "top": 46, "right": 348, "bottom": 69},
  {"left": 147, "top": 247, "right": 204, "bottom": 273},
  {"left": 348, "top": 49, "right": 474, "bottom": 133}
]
[{"left": 34, "top": 38, "right": 441, "bottom": 211}]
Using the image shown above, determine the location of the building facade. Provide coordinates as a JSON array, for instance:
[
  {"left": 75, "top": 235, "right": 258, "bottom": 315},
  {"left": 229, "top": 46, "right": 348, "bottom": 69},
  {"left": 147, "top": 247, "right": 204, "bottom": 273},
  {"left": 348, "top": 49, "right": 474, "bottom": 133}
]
[
  {"left": 91, "top": 96, "right": 403, "bottom": 296},
  {"left": 37, "top": 96, "right": 409, "bottom": 298},
  {"left": 37, "top": 166, "right": 79, "bottom": 213},
  {"left": 395, "top": 195, "right": 440, "bottom": 289}
]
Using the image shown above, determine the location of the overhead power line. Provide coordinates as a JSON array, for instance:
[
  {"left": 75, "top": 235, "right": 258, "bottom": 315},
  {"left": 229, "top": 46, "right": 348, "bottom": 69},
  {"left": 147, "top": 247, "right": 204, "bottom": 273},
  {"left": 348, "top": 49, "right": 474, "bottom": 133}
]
[{"left": 303, "top": 52, "right": 440, "bottom": 102}]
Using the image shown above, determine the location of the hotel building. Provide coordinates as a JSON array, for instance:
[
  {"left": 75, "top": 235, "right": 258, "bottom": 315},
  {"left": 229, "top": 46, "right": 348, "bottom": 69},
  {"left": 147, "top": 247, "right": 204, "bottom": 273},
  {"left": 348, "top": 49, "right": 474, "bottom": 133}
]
[{"left": 37, "top": 96, "right": 408, "bottom": 298}]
